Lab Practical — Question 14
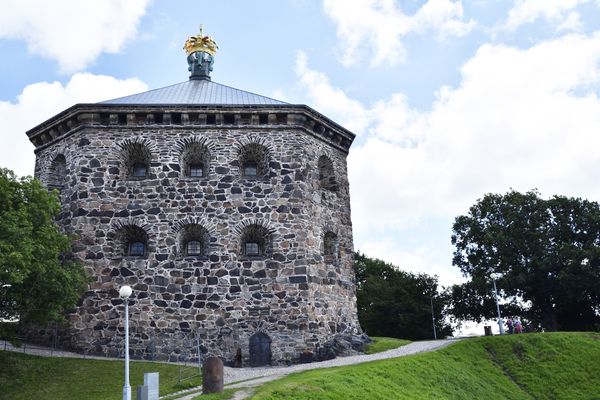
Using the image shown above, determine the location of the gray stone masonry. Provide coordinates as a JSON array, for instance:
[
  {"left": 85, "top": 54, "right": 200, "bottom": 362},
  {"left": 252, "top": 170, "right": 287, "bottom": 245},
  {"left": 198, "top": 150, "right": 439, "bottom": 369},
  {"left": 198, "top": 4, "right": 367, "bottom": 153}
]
[{"left": 27, "top": 105, "right": 363, "bottom": 365}]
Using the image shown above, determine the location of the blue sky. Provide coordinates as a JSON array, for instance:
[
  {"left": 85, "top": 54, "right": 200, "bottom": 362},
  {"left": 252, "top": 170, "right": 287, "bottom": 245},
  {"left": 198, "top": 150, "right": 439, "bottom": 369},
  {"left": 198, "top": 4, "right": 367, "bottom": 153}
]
[{"left": 2, "top": 0, "right": 600, "bottom": 292}]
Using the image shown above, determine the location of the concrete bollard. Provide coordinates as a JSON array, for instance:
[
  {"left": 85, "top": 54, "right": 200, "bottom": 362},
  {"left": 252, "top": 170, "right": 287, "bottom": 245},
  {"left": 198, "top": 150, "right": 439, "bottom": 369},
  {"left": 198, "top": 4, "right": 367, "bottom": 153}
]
[{"left": 202, "top": 356, "right": 224, "bottom": 394}]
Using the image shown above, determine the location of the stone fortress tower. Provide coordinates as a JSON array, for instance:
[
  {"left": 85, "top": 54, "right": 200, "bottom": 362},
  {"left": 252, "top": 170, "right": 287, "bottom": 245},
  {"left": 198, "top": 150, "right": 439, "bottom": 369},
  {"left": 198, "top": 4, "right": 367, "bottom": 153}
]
[{"left": 26, "top": 29, "right": 365, "bottom": 365}]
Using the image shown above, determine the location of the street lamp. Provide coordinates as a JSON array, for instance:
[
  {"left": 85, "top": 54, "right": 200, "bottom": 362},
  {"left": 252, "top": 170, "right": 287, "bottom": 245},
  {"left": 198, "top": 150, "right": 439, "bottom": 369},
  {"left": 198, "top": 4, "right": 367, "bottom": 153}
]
[
  {"left": 430, "top": 295, "right": 437, "bottom": 340},
  {"left": 490, "top": 273, "right": 504, "bottom": 335},
  {"left": 119, "top": 285, "right": 133, "bottom": 400}
]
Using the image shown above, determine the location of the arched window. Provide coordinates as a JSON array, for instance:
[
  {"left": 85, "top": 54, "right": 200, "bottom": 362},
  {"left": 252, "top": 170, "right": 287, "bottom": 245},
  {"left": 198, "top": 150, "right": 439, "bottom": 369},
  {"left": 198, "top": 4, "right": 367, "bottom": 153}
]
[
  {"left": 132, "top": 162, "right": 147, "bottom": 178},
  {"left": 179, "top": 224, "right": 210, "bottom": 257},
  {"left": 118, "top": 140, "right": 152, "bottom": 180},
  {"left": 180, "top": 142, "right": 210, "bottom": 178},
  {"left": 239, "top": 143, "right": 269, "bottom": 178},
  {"left": 243, "top": 161, "right": 258, "bottom": 177},
  {"left": 47, "top": 154, "right": 67, "bottom": 190},
  {"left": 240, "top": 224, "right": 271, "bottom": 257},
  {"left": 115, "top": 225, "right": 149, "bottom": 258},
  {"left": 128, "top": 241, "right": 146, "bottom": 256},
  {"left": 318, "top": 155, "right": 337, "bottom": 191}
]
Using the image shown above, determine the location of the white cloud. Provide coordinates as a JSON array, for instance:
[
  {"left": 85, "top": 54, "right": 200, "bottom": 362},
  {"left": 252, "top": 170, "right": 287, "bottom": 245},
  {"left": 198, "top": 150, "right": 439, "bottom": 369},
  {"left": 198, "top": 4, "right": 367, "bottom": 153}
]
[
  {"left": 0, "top": 0, "right": 150, "bottom": 73},
  {"left": 503, "top": 0, "right": 588, "bottom": 32},
  {"left": 557, "top": 11, "right": 583, "bottom": 32},
  {"left": 0, "top": 73, "right": 148, "bottom": 177},
  {"left": 295, "top": 51, "right": 372, "bottom": 133},
  {"left": 296, "top": 33, "right": 600, "bottom": 282},
  {"left": 323, "top": 0, "right": 475, "bottom": 67}
]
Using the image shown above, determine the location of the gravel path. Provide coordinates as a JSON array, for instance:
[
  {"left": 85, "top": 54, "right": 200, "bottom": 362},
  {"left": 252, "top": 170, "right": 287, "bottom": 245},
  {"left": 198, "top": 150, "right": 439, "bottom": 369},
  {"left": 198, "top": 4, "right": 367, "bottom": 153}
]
[
  {"left": 224, "top": 338, "right": 456, "bottom": 384},
  {"left": 170, "top": 339, "right": 458, "bottom": 400}
]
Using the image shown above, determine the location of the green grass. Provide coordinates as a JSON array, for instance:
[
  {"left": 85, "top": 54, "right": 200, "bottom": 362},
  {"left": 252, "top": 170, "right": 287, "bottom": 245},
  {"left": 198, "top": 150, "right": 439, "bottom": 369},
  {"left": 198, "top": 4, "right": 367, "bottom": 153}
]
[
  {"left": 249, "top": 332, "right": 600, "bottom": 400},
  {"left": 364, "top": 337, "right": 411, "bottom": 354},
  {"left": 0, "top": 351, "right": 201, "bottom": 400}
]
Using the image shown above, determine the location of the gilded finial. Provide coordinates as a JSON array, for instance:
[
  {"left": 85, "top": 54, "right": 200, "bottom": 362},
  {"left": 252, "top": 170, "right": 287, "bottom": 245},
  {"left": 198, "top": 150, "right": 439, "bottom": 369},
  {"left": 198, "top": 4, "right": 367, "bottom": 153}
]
[{"left": 184, "top": 25, "right": 218, "bottom": 56}]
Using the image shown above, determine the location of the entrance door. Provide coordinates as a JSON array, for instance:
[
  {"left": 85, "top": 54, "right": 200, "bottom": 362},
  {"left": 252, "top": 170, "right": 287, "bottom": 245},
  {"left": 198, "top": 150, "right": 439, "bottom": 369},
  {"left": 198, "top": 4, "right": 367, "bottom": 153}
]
[{"left": 249, "top": 332, "right": 271, "bottom": 367}]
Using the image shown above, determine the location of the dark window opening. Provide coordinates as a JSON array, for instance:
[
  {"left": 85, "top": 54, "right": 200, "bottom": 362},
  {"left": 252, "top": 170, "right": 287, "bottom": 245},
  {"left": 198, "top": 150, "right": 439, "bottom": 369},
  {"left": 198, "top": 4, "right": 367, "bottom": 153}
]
[
  {"left": 118, "top": 114, "right": 127, "bottom": 125},
  {"left": 276, "top": 113, "right": 287, "bottom": 124},
  {"left": 324, "top": 232, "right": 338, "bottom": 257},
  {"left": 171, "top": 113, "right": 182, "bottom": 124},
  {"left": 99, "top": 113, "right": 110, "bottom": 125},
  {"left": 186, "top": 240, "right": 202, "bottom": 256},
  {"left": 154, "top": 113, "right": 164, "bottom": 124},
  {"left": 128, "top": 241, "right": 145, "bottom": 256},
  {"left": 206, "top": 114, "right": 216, "bottom": 125},
  {"left": 241, "top": 114, "right": 251, "bottom": 124},
  {"left": 132, "top": 163, "right": 147, "bottom": 178},
  {"left": 259, "top": 114, "right": 268, "bottom": 124},
  {"left": 243, "top": 161, "right": 258, "bottom": 177},
  {"left": 245, "top": 242, "right": 260, "bottom": 257},
  {"left": 224, "top": 114, "right": 235, "bottom": 124},
  {"left": 189, "top": 163, "right": 203, "bottom": 177},
  {"left": 318, "top": 155, "right": 337, "bottom": 191},
  {"left": 178, "top": 225, "right": 210, "bottom": 257},
  {"left": 48, "top": 154, "right": 67, "bottom": 189},
  {"left": 239, "top": 224, "right": 271, "bottom": 258}
]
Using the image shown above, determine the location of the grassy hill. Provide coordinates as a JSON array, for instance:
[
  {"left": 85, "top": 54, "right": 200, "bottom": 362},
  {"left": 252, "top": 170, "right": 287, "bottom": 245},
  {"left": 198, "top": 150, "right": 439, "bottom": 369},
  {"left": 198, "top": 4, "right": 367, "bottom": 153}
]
[
  {"left": 1, "top": 333, "right": 598, "bottom": 399},
  {"left": 0, "top": 352, "right": 200, "bottom": 400},
  {"left": 249, "top": 332, "right": 600, "bottom": 400}
]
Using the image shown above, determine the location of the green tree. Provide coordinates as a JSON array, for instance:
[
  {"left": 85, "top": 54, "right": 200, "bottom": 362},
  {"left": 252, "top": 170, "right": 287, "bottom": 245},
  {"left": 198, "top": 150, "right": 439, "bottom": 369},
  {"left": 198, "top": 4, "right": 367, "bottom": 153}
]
[
  {"left": 0, "top": 168, "right": 87, "bottom": 326},
  {"left": 354, "top": 252, "right": 452, "bottom": 340},
  {"left": 450, "top": 189, "right": 600, "bottom": 331}
]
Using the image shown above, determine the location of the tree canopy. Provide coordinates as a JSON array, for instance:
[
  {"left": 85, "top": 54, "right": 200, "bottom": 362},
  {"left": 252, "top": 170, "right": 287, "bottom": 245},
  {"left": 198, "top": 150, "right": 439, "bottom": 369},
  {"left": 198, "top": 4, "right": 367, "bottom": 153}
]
[
  {"left": 0, "top": 168, "right": 86, "bottom": 326},
  {"left": 449, "top": 189, "right": 600, "bottom": 331},
  {"left": 355, "top": 252, "right": 452, "bottom": 340}
]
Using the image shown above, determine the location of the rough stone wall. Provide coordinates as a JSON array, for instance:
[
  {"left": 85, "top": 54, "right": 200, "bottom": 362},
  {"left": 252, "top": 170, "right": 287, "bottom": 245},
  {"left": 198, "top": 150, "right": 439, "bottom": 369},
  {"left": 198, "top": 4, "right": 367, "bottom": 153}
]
[{"left": 33, "top": 117, "right": 360, "bottom": 365}]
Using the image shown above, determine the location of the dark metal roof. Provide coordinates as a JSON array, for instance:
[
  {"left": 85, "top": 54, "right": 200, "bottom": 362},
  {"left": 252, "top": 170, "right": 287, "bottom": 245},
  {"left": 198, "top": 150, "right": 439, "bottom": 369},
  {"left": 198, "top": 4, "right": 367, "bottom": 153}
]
[{"left": 100, "top": 79, "right": 287, "bottom": 105}]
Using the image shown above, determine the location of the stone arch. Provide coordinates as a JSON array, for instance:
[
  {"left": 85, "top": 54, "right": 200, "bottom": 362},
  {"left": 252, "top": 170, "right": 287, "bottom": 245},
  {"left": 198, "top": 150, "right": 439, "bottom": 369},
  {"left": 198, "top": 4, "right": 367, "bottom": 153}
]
[
  {"left": 172, "top": 217, "right": 215, "bottom": 257},
  {"left": 249, "top": 331, "right": 271, "bottom": 367},
  {"left": 47, "top": 153, "right": 67, "bottom": 190},
  {"left": 234, "top": 219, "right": 275, "bottom": 257},
  {"left": 115, "top": 138, "right": 156, "bottom": 179},
  {"left": 318, "top": 155, "right": 337, "bottom": 191},
  {"left": 176, "top": 136, "right": 212, "bottom": 178},
  {"left": 234, "top": 137, "right": 274, "bottom": 178},
  {"left": 111, "top": 218, "right": 151, "bottom": 257}
]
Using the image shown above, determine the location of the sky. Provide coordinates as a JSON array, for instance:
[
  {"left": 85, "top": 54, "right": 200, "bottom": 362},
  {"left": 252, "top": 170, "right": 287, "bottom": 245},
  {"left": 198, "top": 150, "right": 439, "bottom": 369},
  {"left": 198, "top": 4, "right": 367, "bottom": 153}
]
[{"left": 2, "top": 0, "right": 600, "bottom": 290}]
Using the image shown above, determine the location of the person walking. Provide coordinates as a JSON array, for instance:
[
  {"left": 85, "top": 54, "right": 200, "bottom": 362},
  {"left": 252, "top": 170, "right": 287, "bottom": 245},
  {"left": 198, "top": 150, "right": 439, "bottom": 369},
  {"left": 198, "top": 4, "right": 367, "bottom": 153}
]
[
  {"left": 514, "top": 317, "right": 522, "bottom": 334},
  {"left": 506, "top": 317, "right": 514, "bottom": 334}
]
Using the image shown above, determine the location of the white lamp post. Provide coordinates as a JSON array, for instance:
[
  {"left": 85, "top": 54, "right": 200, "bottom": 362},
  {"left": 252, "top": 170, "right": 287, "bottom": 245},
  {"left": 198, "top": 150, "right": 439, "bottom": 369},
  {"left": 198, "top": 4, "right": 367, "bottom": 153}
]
[
  {"left": 119, "top": 285, "right": 133, "bottom": 400},
  {"left": 490, "top": 273, "right": 504, "bottom": 335}
]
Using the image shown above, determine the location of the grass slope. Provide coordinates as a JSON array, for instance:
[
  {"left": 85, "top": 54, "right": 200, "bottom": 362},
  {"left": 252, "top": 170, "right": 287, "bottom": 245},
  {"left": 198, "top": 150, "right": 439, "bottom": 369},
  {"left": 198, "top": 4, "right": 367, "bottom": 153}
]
[
  {"left": 0, "top": 352, "right": 201, "bottom": 400},
  {"left": 250, "top": 332, "right": 600, "bottom": 400},
  {"left": 364, "top": 337, "right": 411, "bottom": 354}
]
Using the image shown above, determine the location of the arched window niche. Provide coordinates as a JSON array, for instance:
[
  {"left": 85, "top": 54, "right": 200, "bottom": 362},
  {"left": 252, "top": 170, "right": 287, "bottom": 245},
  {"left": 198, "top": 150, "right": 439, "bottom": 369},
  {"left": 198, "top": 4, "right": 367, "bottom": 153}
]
[
  {"left": 178, "top": 224, "right": 210, "bottom": 258},
  {"left": 239, "top": 143, "right": 269, "bottom": 179},
  {"left": 323, "top": 231, "right": 339, "bottom": 264},
  {"left": 47, "top": 154, "right": 67, "bottom": 190},
  {"left": 117, "top": 139, "right": 153, "bottom": 180},
  {"left": 239, "top": 224, "right": 272, "bottom": 258},
  {"left": 180, "top": 141, "right": 210, "bottom": 178},
  {"left": 318, "top": 155, "right": 338, "bottom": 192},
  {"left": 115, "top": 225, "right": 149, "bottom": 258}
]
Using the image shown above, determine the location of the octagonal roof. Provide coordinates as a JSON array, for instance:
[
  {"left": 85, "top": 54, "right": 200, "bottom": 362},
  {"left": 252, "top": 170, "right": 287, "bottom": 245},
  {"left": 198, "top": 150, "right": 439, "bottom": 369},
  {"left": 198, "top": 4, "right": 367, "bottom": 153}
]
[{"left": 101, "top": 79, "right": 287, "bottom": 106}]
